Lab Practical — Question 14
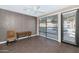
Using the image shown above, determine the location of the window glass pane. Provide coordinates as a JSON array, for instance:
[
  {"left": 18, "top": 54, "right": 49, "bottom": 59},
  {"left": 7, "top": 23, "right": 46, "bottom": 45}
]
[
  {"left": 39, "top": 17, "right": 47, "bottom": 32},
  {"left": 40, "top": 23, "right": 46, "bottom": 32},
  {"left": 47, "top": 15, "right": 58, "bottom": 40},
  {"left": 40, "top": 32, "right": 46, "bottom": 37},
  {"left": 47, "top": 15, "right": 58, "bottom": 33},
  {"left": 47, "top": 33, "right": 58, "bottom": 40},
  {"left": 40, "top": 17, "right": 47, "bottom": 23}
]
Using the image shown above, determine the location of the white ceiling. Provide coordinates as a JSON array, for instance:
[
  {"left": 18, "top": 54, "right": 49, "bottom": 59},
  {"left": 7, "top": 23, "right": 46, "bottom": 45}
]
[{"left": 0, "top": 5, "right": 70, "bottom": 17}]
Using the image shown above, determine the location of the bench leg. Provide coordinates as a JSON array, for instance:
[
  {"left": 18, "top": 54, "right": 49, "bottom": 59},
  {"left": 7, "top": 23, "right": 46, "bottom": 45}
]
[{"left": 6, "top": 40, "right": 16, "bottom": 46}]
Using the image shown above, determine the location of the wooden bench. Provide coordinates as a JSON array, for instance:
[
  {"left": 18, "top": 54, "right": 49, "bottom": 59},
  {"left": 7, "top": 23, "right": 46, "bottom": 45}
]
[{"left": 16, "top": 31, "right": 32, "bottom": 39}]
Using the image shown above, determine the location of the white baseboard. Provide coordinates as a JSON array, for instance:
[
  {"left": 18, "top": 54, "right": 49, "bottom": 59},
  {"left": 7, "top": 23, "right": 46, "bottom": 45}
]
[
  {"left": 17, "top": 34, "right": 37, "bottom": 40},
  {"left": 0, "top": 34, "right": 37, "bottom": 44},
  {"left": 0, "top": 41, "right": 7, "bottom": 44}
]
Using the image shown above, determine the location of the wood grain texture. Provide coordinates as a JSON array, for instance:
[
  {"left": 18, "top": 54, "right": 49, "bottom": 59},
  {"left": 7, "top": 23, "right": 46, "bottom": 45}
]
[{"left": 0, "top": 36, "right": 79, "bottom": 53}]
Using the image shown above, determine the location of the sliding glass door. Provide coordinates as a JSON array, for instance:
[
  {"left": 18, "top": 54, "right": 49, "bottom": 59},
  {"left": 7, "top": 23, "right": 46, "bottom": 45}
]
[
  {"left": 39, "top": 15, "right": 58, "bottom": 41},
  {"left": 39, "top": 10, "right": 79, "bottom": 46},
  {"left": 62, "top": 10, "right": 77, "bottom": 45},
  {"left": 47, "top": 15, "right": 58, "bottom": 40},
  {"left": 39, "top": 17, "right": 47, "bottom": 37}
]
